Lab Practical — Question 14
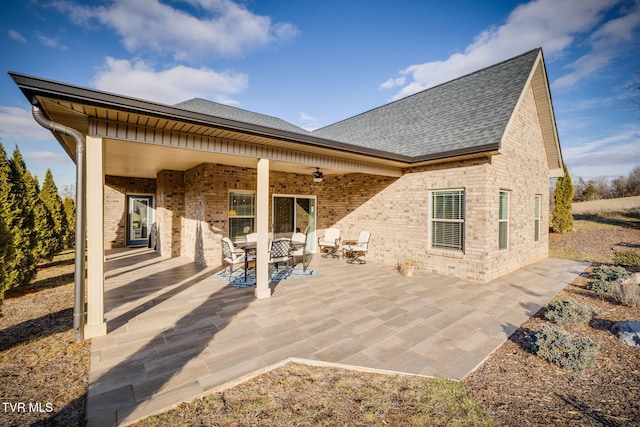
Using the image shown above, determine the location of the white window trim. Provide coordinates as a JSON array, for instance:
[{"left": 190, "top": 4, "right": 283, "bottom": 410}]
[
  {"left": 499, "top": 190, "right": 509, "bottom": 251},
  {"left": 228, "top": 190, "right": 256, "bottom": 242},
  {"left": 534, "top": 194, "right": 541, "bottom": 243},
  {"left": 429, "top": 188, "right": 465, "bottom": 253}
]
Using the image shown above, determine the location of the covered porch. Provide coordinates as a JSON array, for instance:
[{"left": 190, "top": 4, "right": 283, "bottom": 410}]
[{"left": 87, "top": 247, "right": 588, "bottom": 426}]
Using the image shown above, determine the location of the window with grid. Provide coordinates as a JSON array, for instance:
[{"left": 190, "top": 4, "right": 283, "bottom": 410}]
[
  {"left": 228, "top": 191, "right": 255, "bottom": 243},
  {"left": 431, "top": 189, "right": 465, "bottom": 251},
  {"left": 499, "top": 191, "right": 509, "bottom": 250},
  {"left": 534, "top": 195, "right": 541, "bottom": 243}
]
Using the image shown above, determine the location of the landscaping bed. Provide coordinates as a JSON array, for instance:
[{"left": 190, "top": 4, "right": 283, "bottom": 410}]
[
  {"left": 463, "top": 269, "right": 640, "bottom": 426},
  {"left": 1, "top": 208, "right": 639, "bottom": 426}
]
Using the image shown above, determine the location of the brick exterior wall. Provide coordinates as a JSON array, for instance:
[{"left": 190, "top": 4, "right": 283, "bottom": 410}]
[
  {"left": 156, "top": 170, "right": 185, "bottom": 258},
  {"left": 329, "top": 159, "right": 492, "bottom": 281},
  {"left": 182, "top": 164, "right": 258, "bottom": 266},
  {"left": 105, "top": 81, "right": 551, "bottom": 283},
  {"left": 327, "top": 82, "right": 550, "bottom": 282},
  {"left": 485, "top": 83, "right": 550, "bottom": 280},
  {"left": 104, "top": 176, "right": 156, "bottom": 249}
]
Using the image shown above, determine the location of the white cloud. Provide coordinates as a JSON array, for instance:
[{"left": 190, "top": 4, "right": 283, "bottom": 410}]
[
  {"left": 563, "top": 130, "right": 637, "bottom": 158},
  {"left": 567, "top": 143, "right": 640, "bottom": 179},
  {"left": 8, "top": 29, "right": 27, "bottom": 43},
  {"left": 0, "top": 106, "right": 54, "bottom": 141},
  {"left": 298, "top": 112, "right": 323, "bottom": 131},
  {"left": 382, "top": 0, "right": 621, "bottom": 100},
  {"left": 36, "top": 33, "right": 67, "bottom": 50},
  {"left": 92, "top": 57, "right": 248, "bottom": 105},
  {"left": 23, "top": 151, "right": 71, "bottom": 164},
  {"left": 566, "top": 94, "right": 626, "bottom": 110},
  {"left": 379, "top": 77, "right": 405, "bottom": 90},
  {"left": 553, "top": 0, "right": 640, "bottom": 88},
  {"left": 51, "top": 0, "right": 299, "bottom": 60}
]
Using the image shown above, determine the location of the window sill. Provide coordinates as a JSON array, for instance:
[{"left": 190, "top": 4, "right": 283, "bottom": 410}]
[{"left": 427, "top": 248, "right": 465, "bottom": 259}]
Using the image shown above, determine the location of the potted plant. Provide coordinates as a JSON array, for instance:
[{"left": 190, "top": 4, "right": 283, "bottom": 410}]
[{"left": 398, "top": 257, "right": 417, "bottom": 277}]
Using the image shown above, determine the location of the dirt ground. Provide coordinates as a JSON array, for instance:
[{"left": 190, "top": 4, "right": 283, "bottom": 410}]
[
  {"left": 464, "top": 208, "right": 640, "bottom": 426},
  {"left": 0, "top": 252, "right": 89, "bottom": 427},
  {"left": 463, "top": 271, "right": 640, "bottom": 426},
  {"left": 1, "top": 209, "right": 639, "bottom": 426}
]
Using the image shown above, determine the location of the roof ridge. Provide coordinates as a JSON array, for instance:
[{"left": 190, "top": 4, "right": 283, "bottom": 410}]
[
  {"left": 174, "top": 98, "right": 287, "bottom": 122},
  {"left": 313, "top": 47, "right": 541, "bottom": 132},
  {"left": 174, "top": 97, "right": 310, "bottom": 134}
]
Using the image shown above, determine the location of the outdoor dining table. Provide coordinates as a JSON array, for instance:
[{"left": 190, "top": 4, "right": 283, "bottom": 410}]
[
  {"left": 239, "top": 242, "right": 257, "bottom": 284},
  {"left": 239, "top": 239, "right": 304, "bottom": 282}
]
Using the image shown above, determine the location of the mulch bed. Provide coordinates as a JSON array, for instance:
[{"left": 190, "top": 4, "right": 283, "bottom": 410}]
[{"left": 464, "top": 268, "right": 640, "bottom": 426}]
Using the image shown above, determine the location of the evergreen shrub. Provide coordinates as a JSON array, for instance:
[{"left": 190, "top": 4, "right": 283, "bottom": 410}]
[
  {"left": 591, "top": 265, "right": 630, "bottom": 282},
  {"left": 551, "top": 163, "right": 574, "bottom": 233},
  {"left": 530, "top": 326, "right": 599, "bottom": 371},
  {"left": 544, "top": 298, "right": 595, "bottom": 325},
  {"left": 587, "top": 280, "right": 611, "bottom": 293},
  {"left": 613, "top": 250, "right": 640, "bottom": 267}
]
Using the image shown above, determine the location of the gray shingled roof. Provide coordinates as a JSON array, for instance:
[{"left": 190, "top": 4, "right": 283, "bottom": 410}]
[
  {"left": 312, "top": 49, "right": 540, "bottom": 158},
  {"left": 174, "top": 98, "right": 311, "bottom": 134}
]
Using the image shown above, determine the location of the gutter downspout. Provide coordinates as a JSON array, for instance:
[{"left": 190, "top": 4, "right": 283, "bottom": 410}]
[{"left": 32, "top": 105, "right": 86, "bottom": 342}]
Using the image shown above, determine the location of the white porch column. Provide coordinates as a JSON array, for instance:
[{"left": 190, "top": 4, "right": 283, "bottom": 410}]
[
  {"left": 84, "top": 136, "right": 107, "bottom": 338},
  {"left": 255, "top": 158, "right": 271, "bottom": 299}
]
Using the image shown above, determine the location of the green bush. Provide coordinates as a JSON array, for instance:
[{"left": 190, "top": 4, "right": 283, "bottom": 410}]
[
  {"left": 587, "top": 280, "right": 611, "bottom": 293},
  {"left": 530, "top": 326, "right": 599, "bottom": 371},
  {"left": 544, "top": 298, "right": 595, "bottom": 325},
  {"left": 590, "top": 265, "right": 630, "bottom": 282},
  {"left": 613, "top": 250, "right": 640, "bottom": 267}
]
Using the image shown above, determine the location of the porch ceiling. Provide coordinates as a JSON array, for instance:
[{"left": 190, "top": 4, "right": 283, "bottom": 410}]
[
  {"left": 104, "top": 138, "right": 347, "bottom": 178},
  {"left": 36, "top": 95, "right": 404, "bottom": 178}
]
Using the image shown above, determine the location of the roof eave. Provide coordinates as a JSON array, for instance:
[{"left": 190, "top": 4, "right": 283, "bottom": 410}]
[
  {"left": 9, "top": 71, "right": 413, "bottom": 164},
  {"left": 409, "top": 142, "right": 501, "bottom": 164},
  {"left": 8, "top": 72, "right": 516, "bottom": 169},
  {"left": 498, "top": 50, "right": 564, "bottom": 177}
]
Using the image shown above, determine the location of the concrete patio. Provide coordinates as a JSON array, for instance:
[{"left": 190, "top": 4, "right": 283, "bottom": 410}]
[{"left": 87, "top": 248, "right": 589, "bottom": 426}]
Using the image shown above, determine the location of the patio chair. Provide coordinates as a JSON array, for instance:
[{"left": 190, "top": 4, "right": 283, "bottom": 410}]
[
  {"left": 290, "top": 231, "right": 308, "bottom": 270},
  {"left": 221, "top": 237, "right": 255, "bottom": 279},
  {"left": 269, "top": 237, "right": 292, "bottom": 273},
  {"left": 245, "top": 232, "right": 257, "bottom": 243},
  {"left": 318, "top": 227, "right": 341, "bottom": 258},
  {"left": 343, "top": 231, "right": 371, "bottom": 264}
]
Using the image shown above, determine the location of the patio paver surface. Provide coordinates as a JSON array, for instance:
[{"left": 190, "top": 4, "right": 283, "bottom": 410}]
[{"left": 87, "top": 248, "right": 589, "bottom": 426}]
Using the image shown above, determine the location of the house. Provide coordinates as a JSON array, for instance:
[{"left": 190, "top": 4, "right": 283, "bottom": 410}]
[{"left": 10, "top": 47, "right": 563, "bottom": 339}]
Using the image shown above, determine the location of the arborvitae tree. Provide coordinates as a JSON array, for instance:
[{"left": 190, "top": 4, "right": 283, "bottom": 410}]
[
  {"left": 0, "top": 213, "right": 14, "bottom": 302},
  {"left": 26, "top": 173, "right": 59, "bottom": 261},
  {"left": 582, "top": 183, "right": 597, "bottom": 201},
  {"left": 63, "top": 197, "right": 76, "bottom": 248},
  {"left": 40, "top": 168, "right": 67, "bottom": 255},
  {"left": 551, "top": 163, "right": 574, "bottom": 233},
  {"left": 10, "top": 147, "right": 58, "bottom": 262},
  {"left": 0, "top": 143, "right": 37, "bottom": 294}
]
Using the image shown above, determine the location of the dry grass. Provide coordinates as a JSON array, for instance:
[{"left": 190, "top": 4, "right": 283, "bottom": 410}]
[
  {"left": 572, "top": 196, "right": 640, "bottom": 214},
  {"left": 611, "top": 280, "right": 640, "bottom": 308},
  {"left": 549, "top": 208, "right": 640, "bottom": 264},
  {"left": 0, "top": 250, "right": 89, "bottom": 427},
  {"left": 139, "top": 363, "right": 494, "bottom": 427}
]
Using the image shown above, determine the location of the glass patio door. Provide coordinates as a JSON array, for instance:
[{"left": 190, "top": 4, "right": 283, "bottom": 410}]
[
  {"left": 273, "top": 195, "right": 316, "bottom": 252},
  {"left": 127, "top": 195, "right": 153, "bottom": 246}
]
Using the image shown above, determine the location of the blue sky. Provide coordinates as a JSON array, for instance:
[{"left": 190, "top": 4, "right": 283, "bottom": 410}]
[{"left": 1, "top": 0, "right": 639, "bottom": 190}]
